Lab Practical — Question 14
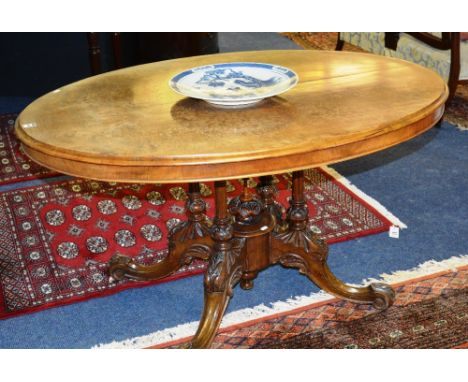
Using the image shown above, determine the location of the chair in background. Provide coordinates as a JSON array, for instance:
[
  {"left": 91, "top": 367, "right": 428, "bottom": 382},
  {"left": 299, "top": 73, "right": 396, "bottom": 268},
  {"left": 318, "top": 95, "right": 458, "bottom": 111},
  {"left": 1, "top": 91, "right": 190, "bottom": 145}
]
[
  {"left": 87, "top": 33, "right": 122, "bottom": 75},
  {"left": 86, "top": 32, "right": 218, "bottom": 75},
  {"left": 336, "top": 32, "right": 468, "bottom": 103}
]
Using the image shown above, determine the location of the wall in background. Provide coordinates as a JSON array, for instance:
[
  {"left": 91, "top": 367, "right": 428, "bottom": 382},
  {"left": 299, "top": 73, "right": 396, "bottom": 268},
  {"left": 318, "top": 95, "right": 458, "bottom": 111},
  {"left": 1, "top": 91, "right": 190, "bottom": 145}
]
[
  {"left": 0, "top": 32, "right": 219, "bottom": 97},
  {"left": 0, "top": 33, "right": 91, "bottom": 97}
]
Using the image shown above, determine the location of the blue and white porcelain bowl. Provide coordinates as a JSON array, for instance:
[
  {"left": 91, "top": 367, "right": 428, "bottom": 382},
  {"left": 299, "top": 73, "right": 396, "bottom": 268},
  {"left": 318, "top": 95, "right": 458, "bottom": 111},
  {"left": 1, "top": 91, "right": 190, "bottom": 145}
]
[{"left": 169, "top": 62, "right": 298, "bottom": 107}]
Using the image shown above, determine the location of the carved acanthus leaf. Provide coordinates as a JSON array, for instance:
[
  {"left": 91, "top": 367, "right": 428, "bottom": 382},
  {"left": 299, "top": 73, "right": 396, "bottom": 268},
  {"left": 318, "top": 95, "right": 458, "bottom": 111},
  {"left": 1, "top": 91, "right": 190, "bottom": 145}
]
[
  {"left": 274, "top": 229, "right": 328, "bottom": 263},
  {"left": 204, "top": 238, "right": 245, "bottom": 294},
  {"left": 180, "top": 244, "right": 212, "bottom": 265}
]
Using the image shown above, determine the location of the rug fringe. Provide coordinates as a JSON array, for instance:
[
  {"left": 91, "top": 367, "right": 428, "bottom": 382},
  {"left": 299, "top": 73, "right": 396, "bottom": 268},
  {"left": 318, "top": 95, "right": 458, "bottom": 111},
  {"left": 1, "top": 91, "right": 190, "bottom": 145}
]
[
  {"left": 362, "top": 254, "right": 468, "bottom": 284},
  {"left": 320, "top": 165, "right": 408, "bottom": 229},
  {"left": 93, "top": 254, "right": 468, "bottom": 349},
  {"left": 444, "top": 115, "right": 468, "bottom": 131}
]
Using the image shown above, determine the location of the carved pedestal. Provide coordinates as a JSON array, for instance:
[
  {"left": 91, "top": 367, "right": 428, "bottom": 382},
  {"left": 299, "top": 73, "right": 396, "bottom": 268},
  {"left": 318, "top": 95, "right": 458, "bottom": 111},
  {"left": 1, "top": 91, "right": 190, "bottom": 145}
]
[{"left": 109, "top": 172, "right": 395, "bottom": 348}]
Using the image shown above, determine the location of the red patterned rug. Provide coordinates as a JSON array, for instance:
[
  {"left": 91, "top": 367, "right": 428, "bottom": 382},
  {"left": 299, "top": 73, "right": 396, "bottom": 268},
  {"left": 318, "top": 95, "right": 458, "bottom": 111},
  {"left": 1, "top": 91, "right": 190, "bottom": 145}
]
[
  {"left": 0, "top": 114, "right": 56, "bottom": 185},
  {"left": 157, "top": 265, "right": 468, "bottom": 349},
  {"left": 0, "top": 168, "right": 394, "bottom": 319}
]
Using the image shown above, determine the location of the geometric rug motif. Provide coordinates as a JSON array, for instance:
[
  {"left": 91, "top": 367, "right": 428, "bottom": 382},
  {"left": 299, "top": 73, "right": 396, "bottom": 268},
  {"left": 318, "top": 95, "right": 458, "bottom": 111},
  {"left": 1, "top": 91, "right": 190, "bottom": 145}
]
[
  {"left": 282, "top": 32, "right": 365, "bottom": 52},
  {"left": 0, "top": 168, "right": 392, "bottom": 319},
  {"left": 161, "top": 266, "right": 468, "bottom": 349},
  {"left": 0, "top": 114, "right": 56, "bottom": 185}
]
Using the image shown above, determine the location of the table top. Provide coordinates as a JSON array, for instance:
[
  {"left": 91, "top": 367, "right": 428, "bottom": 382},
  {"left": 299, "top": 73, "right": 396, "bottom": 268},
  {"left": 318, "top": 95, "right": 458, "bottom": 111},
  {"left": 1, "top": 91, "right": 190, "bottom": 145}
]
[{"left": 15, "top": 50, "right": 448, "bottom": 183}]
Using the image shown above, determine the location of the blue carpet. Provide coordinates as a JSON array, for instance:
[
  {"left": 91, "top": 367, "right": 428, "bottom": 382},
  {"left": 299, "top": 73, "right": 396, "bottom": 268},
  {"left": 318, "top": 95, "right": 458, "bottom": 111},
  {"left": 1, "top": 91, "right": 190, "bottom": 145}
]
[
  {"left": 0, "top": 119, "right": 466, "bottom": 348},
  {"left": 0, "top": 33, "right": 467, "bottom": 348},
  {"left": 218, "top": 32, "right": 300, "bottom": 52},
  {"left": 0, "top": 97, "right": 32, "bottom": 114}
]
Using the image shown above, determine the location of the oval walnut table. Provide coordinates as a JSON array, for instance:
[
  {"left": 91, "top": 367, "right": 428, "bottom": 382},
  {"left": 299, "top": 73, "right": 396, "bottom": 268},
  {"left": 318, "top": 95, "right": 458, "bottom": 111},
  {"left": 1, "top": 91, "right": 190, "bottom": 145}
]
[{"left": 15, "top": 50, "right": 448, "bottom": 348}]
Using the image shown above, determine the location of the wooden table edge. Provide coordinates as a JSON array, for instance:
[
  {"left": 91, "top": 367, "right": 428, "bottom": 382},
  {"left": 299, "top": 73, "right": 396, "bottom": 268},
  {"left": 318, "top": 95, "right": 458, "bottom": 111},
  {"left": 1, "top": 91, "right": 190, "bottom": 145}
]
[{"left": 16, "top": 97, "right": 446, "bottom": 184}]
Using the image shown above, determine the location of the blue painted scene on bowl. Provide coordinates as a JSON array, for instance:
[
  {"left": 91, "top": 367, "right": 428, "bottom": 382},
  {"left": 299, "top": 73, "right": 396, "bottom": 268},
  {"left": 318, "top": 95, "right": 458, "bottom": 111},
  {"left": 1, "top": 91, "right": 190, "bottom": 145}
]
[
  {"left": 169, "top": 62, "right": 298, "bottom": 107},
  {"left": 196, "top": 67, "right": 281, "bottom": 90}
]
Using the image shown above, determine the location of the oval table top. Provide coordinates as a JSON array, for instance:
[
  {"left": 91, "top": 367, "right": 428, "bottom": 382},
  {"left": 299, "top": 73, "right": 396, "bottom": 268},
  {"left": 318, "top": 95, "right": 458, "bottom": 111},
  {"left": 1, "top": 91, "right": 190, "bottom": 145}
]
[{"left": 15, "top": 50, "right": 448, "bottom": 183}]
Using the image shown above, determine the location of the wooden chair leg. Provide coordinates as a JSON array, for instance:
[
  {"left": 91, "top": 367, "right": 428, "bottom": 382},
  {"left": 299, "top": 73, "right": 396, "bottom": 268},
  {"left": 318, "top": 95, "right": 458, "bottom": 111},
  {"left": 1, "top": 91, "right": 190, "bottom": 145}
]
[
  {"left": 87, "top": 32, "right": 102, "bottom": 75},
  {"left": 336, "top": 33, "right": 344, "bottom": 51}
]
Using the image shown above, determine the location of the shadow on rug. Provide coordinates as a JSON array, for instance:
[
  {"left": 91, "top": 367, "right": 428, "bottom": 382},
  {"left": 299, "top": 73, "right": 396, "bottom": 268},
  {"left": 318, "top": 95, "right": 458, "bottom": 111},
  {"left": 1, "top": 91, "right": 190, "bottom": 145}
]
[{"left": 282, "top": 32, "right": 468, "bottom": 130}]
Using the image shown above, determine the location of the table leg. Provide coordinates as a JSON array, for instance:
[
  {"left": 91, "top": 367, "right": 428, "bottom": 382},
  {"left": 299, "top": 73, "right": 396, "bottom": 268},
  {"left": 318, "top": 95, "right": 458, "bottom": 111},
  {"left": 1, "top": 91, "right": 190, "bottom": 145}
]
[
  {"left": 271, "top": 171, "right": 395, "bottom": 309},
  {"left": 258, "top": 175, "right": 283, "bottom": 227},
  {"left": 189, "top": 181, "right": 244, "bottom": 348},
  {"left": 109, "top": 172, "right": 395, "bottom": 349},
  {"left": 109, "top": 183, "right": 213, "bottom": 281}
]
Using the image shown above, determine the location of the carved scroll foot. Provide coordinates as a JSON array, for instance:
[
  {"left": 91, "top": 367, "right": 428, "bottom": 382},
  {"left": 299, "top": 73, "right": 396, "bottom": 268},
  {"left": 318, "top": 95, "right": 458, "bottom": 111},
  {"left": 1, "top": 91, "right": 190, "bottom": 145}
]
[
  {"left": 272, "top": 232, "right": 395, "bottom": 309},
  {"left": 272, "top": 170, "right": 396, "bottom": 309},
  {"left": 109, "top": 254, "right": 135, "bottom": 281},
  {"left": 369, "top": 282, "right": 396, "bottom": 310},
  {"left": 313, "top": 264, "right": 395, "bottom": 309}
]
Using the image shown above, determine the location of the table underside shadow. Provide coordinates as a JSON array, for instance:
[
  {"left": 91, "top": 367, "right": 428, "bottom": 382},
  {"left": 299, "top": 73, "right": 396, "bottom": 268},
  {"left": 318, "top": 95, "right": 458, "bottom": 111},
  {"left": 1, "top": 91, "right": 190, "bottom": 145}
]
[{"left": 109, "top": 171, "right": 395, "bottom": 349}]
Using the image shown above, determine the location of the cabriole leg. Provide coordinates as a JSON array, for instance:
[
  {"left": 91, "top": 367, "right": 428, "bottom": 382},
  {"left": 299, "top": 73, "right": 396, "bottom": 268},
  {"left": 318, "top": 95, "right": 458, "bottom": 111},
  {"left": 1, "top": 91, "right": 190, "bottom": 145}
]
[
  {"left": 109, "top": 183, "right": 213, "bottom": 281},
  {"left": 189, "top": 181, "right": 244, "bottom": 348},
  {"left": 272, "top": 171, "right": 395, "bottom": 309}
]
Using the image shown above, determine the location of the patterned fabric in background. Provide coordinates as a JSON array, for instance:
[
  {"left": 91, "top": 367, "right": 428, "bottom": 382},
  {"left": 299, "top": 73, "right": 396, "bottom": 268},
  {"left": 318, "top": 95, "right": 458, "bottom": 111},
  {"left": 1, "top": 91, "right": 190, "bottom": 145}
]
[
  {"left": 282, "top": 32, "right": 468, "bottom": 129},
  {"left": 339, "top": 32, "right": 468, "bottom": 82}
]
